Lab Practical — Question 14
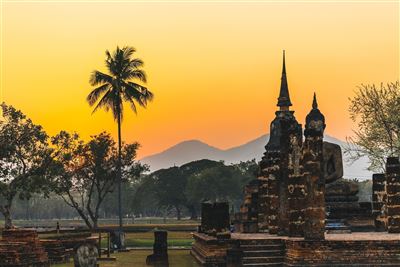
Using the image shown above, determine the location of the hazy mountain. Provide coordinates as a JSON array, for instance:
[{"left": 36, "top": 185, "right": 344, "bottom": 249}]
[{"left": 140, "top": 134, "right": 373, "bottom": 180}]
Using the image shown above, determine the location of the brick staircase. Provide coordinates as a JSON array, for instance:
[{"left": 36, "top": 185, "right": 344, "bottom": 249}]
[{"left": 239, "top": 238, "right": 285, "bottom": 267}]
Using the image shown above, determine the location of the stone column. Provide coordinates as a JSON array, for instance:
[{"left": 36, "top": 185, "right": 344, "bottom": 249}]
[
  {"left": 288, "top": 174, "right": 306, "bottom": 237},
  {"left": 146, "top": 230, "right": 169, "bottom": 266},
  {"left": 266, "top": 152, "right": 280, "bottom": 235},
  {"left": 303, "top": 138, "right": 325, "bottom": 240},
  {"left": 386, "top": 157, "right": 400, "bottom": 233},
  {"left": 303, "top": 93, "right": 326, "bottom": 241},
  {"left": 257, "top": 158, "right": 269, "bottom": 232},
  {"left": 288, "top": 135, "right": 305, "bottom": 237},
  {"left": 372, "top": 173, "right": 387, "bottom": 231},
  {"left": 241, "top": 179, "right": 259, "bottom": 233}
]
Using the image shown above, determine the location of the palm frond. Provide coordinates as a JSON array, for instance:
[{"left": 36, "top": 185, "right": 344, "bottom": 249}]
[
  {"left": 124, "top": 82, "right": 154, "bottom": 107},
  {"left": 92, "top": 90, "right": 113, "bottom": 114},
  {"left": 87, "top": 84, "right": 110, "bottom": 106},
  {"left": 124, "top": 69, "right": 147, "bottom": 82},
  {"left": 89, "top": 71, "right": 113, "bottom": 86},
  {"left": 122, "top": 82, "right": 145, "bottom": 107},
  {"left": 129, "top": 58, "right": 144, "bottom": 68},
  {"left": 141, "top": 87, "right": 154, "bottom": 103},
  {"left": 122, "top": 46, "right": 136, "bottom": 59},
  {"left": 127, "top": 82, "right": 154, "bottom": 104},
  {"left": 122, "top": 94, "right": 138, "bottom": 114}
]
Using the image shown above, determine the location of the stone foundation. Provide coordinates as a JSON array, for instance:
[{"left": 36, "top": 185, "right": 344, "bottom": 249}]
[
  {"left": 191, "top": 233, "right": 235, "bottom": 266},
  {"left": 192, "top": 233, "right": 400, "bottom": 266},
  {"left": 285, "top": 238, "right": 400, "bottom": 266}
]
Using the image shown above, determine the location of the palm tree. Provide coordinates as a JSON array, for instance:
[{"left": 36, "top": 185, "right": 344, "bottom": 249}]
[{"left": 87, "top": 46, "right": 153, "bottom": 233}]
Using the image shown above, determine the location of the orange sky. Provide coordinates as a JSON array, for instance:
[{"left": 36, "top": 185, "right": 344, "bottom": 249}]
[{"left": 1, "top": 1, "right": 399, "bottom": 158}]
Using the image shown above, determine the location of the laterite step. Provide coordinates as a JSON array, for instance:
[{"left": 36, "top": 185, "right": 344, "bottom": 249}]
[
  {"left": 243, "top": 250, "right": 284, "bottom": 257},
  {"left": 240, "top": 244, "right": 284, "bottom": 251},
  {"left": 243, "top": 263, "right": 283, "bottom": 267},
  {"left": 242, "top": 256, "right": 284, "bottom": 264},
  {"left": 239, "top": 239, "right": 283, "bottom": 246}
]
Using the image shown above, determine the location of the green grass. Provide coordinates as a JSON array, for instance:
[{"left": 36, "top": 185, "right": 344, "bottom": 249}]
[
  {"left": 98, "top": 231, "right": 194, "bottom": 248},
  {"left": 51, "top": 249, "right": 200, "bottom": 267},
  {"left": 122, "top": 239, "right": 193, "bottom": 247}
]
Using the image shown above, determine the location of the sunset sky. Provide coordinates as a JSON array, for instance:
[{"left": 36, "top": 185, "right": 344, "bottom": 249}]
[{"left": 1, "top": 1, "right": 399, "bottom": 158}]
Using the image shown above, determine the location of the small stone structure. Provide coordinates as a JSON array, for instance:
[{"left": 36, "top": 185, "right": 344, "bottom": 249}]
[
  {"left": 41, "top": 239, "right": 68, "bottom": 263},
  {"left": 200, "top": 202, "right": 230, "bottom": 237},
  {"left": 110, "top": 230, "right": 125, "bottom": 250},
  {"left": 385, "top": 156, "right": 400, "bottom": 233},
  {"left": 0, "top": 229, "right": 49, "bottom": 267},
  {"left": 73, "top": 243, "right": 98, "bottom": 267},
  {"left": 146, "top": 230, "right": 169, "bottom": 266}
]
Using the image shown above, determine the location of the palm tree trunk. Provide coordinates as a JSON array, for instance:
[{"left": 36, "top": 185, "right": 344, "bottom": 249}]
[{"left": 117, "top": 111, "right": 123, "bottom": 230}]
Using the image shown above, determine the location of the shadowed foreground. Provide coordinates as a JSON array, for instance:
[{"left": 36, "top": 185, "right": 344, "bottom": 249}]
[{"left": 54, "top": 249, "right": 199, "bottom": 267}]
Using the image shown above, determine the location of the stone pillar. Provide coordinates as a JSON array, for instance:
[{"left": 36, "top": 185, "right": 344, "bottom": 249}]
[
  {"left": 288, "top": 174, "right": 306, "bottom": 237},
  {"left": 386, "top": 157, "right": 400, "bottom": 233},
  {"left": 200, "top": 201, "right": 230, "bottom": 235},
  {"left": 240, "top": 179, "right": 259, "bottom": 233},
  {"left": 257, "top": 158, "right": 269, "bottom": 232},
  {"left": 288, "top": 135, "right": 305, "bottom": 237},
  {"left": 303, "top": 140, "right": 325, "bottom": 240},
  {"left": 372, "top": 173, "right": 387, "bottom": 231},
  {"left": 266, "top": 152, "right": 280, "bottom": 235},
  {"left": 146, "top": 230, "right": 169, "bottom": 266},
  {"left": 303, "top": 93, "right": 326, "bottom": 241},
  {"left": 213, "top": 202, "right": 230, "bottom": 232},
  {"left": 200, "top": 202, "right": 213, "bottom": 233}
]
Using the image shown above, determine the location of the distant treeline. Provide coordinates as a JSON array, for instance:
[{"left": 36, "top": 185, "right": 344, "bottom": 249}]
[{"left": 5, "top": 161, "right": 373, "bottom": 222}]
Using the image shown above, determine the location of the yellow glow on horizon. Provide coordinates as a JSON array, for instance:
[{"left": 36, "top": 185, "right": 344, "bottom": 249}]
[{"left": 1, "top": 1, "right": 399, "bottom": 158}]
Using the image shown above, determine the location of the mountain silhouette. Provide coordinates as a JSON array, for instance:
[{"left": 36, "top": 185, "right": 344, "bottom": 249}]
[{"left": 140, "top": 134, "right": 373, "bottom": 180}]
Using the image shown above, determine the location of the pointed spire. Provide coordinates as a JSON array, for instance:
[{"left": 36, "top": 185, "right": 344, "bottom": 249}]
[
  {"left": 282, "top": 50, "right": 286, "bottom": 74},
  {"left": 277, "top": 50, "right": 292, "bottom": 108},
  {"left": 312, "top": 92, "right": 318, "bottom": 109},
  {"left": 306, "top": 92, "right": 325, "bottom": 132}
]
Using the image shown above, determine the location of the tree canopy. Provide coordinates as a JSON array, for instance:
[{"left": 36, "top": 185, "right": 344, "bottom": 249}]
[
  {"left": 346, "top": 82, "right": 400, "bottom": 172},
  {"left": 0, "top": 103, "right": 52, "bottom": 228},
  {"left": 50, "top": 131, "right": 147, "bottom": 229},
  {"left": 137, "top": 159, "right": 257, "bottom": 220}
]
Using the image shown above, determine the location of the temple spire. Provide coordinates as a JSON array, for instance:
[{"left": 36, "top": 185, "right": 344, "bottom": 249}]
[
  {"left": 312, "top": 92, "right": 318, "bottom": 109},
  {"left": 306, "top": 92, "right": 325, "bottom": 132},
  {"left": 277, "top": 50, "right": 292, "bottom": 109}
]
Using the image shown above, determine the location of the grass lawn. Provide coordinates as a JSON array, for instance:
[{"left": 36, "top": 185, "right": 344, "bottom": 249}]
[
  {"left": 52, "top": 249, "right": 200, "bottom": 267},
  {"left": 98, "top": 231, "right": 194, "bottom": 248}
]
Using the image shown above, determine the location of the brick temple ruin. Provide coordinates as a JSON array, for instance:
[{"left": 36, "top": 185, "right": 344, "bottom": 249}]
[{"left": 191, "top": 52, "right": 400, "bottom": 266}]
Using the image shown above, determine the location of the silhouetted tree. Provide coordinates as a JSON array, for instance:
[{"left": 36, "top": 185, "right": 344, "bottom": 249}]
[
  {"left": 0, "top": 103, "right": 52, "bottom": 228},
  {"left": 51, "top": 131, "right": 147, "bottom": 229},
  {"left": 346, "top": 82, "right": 400, "bottom": 172},
  {"left": 87, "top": 46, "right": 153, "bottom": 228}
]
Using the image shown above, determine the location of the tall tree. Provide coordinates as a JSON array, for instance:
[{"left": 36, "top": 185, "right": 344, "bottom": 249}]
[
  {"left": 87, "top": 46, "right": 153, "bottom": 229},
  {"left": 0, "top": 103, "right": 52, "bottom": 228},
  {"left": 346, "top": 82, "right": 400, "bottom": 172},
  {"left": 51, "top": 131, "right": 147, "bottom": 229}
]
